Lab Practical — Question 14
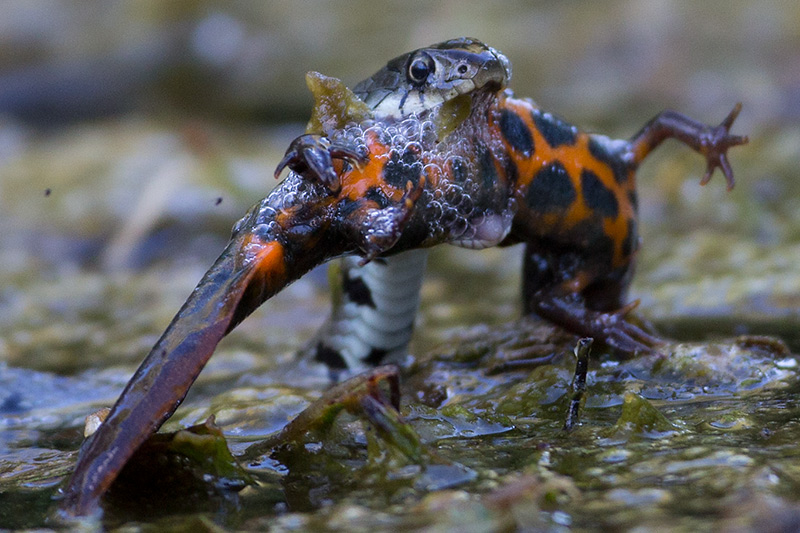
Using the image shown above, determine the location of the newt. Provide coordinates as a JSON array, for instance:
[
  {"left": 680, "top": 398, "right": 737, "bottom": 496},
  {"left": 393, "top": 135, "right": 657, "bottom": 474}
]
[{"left": 59, "top": 38, "right": 747, "bottom": 516}]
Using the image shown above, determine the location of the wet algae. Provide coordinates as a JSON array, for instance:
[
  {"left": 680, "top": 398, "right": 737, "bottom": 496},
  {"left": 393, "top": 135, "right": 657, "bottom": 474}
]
[{"left": 4, "top": 317, "right": 792, "bottom": 531}]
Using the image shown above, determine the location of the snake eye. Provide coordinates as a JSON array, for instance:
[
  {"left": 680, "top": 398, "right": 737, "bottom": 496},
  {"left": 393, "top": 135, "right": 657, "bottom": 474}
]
[{"left": 407, "top": 53, "right": 435, "bottom": 85}]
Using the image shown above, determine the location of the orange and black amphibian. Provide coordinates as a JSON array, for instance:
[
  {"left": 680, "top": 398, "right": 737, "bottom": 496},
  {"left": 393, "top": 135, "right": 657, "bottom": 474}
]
[
  {"left": 281, "top": 38, "right": 747, "bottom": 359},
  {"left": 59, "top": 38, "right": 747, "bottom": 517},
  {"left": 293, "top": 80, "right": 747, "bottom": 356},
  {"left": 488, "top": 95, "right": 745, "bottom": 354}
]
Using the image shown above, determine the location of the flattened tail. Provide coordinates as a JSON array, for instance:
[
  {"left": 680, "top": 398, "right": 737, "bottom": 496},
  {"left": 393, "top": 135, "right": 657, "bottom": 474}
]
[{"left": 58, "top": 232, "right": 317, "bottom": 517}]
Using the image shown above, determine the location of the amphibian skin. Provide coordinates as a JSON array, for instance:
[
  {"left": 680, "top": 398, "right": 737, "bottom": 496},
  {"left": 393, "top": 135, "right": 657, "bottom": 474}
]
[{"left": 60, "top": 38, "right": 747, "bottom": 516}]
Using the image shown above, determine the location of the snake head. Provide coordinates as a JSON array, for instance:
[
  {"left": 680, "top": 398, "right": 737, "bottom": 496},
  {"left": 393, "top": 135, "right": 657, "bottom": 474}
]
[{"left": 353, "top": 37, "right": 511, "bottom": 120}]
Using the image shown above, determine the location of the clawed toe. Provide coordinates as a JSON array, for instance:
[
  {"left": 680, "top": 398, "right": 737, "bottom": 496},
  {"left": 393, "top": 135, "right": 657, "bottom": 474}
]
[
  {"left": 593, "top": 303, "right": 666, "bottom": 358},
  {"left": 699, "top": 102, "right": 749, "bottom": 191},
  {"left": 602, "top": 324, "right": 663, "bottom": 358},
  {"left": 274, "top": 134, "right": 366, "bottom": 192}
]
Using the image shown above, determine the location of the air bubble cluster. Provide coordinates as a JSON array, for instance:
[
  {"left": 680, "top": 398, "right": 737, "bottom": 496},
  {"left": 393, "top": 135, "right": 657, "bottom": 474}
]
[
  {"left": 246, "top": 93, "right": 516, "bottom": 256},
  {"left": 325, "top": 110, "right": 516, "bottom": 250},
  {"left": 232, "top": 172, "right": 330, "bottom": 240}
]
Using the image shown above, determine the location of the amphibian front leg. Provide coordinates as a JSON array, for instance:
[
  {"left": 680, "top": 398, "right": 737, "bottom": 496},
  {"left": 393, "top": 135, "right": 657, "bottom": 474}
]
[
  {"left": 628, "top": 103, "right": 748, "bottom": 190},
  {"left": 274, "top": 133, "right": 366, "bottom": 192}
]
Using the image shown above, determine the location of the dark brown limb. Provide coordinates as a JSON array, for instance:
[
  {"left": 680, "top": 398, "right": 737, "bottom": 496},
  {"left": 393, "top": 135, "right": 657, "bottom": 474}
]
[
  {"left": 529, "top": 290, "right": 663, "bottom": 358},
  {"left": 357, "top": 175, "right": 427, "bottom": 265},
  {"left": 274, "top": 134, "right": 366, "bottom": 192},
  {"left": 240, "top": 365, "right": 421, "bottom": 462},
  {"left": 628, "top": 103, "right": 748, "bottom": 190}
]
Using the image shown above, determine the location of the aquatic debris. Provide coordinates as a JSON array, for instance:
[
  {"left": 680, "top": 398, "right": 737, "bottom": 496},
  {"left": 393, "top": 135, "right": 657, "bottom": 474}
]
[
  {"left": 564, "top": 338, "right": 592, "bottom": 431},
  {"left": 244, "top": 365, "right": 422, "bottom": 463},
  {"left": 102, "top": 416, "right": 254, "bottom": 514}
]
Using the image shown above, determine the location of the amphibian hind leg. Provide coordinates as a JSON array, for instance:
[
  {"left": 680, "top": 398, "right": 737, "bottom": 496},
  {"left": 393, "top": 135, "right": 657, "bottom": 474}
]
[
  {"left": 522, "top": 249, "right": 661, "bottom": 358},
  {"left": 528, "top": 287, "right": 662, "bottom": 358},
  {"left": 627, "top": 103, "right": 748, "bottom": 190}
]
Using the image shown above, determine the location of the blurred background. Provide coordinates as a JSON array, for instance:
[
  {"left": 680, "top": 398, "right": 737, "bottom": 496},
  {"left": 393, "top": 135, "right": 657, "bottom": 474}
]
[
  {"left": 1, "top": 2, "right": 800, "bottom": 528},
  {"left": 2, "top": 1, "right": 797, "bottom": 124},
  {"left": 0, "top": 0, "right": 798, "bottom": 371}
]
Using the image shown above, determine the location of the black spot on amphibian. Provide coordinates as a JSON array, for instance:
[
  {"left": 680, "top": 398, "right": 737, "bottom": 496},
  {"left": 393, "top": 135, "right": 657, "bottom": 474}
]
[
  {"left": 499, "top": 108, "right": 534, "bottom": 156},
  {"left": 343, "top": 272, "right": 376, "bottom": 307},
  {"left": 581, "top": 169, "right": 619, "bottom": 219},
  {"left": 526, "top": 161, "right": 576, "bottom": 212},
  {"left": 504, "top": 156, "right": 519, "bottom": 188},
  {"left": 365, "top": 186, "right": 391, "bottom": 208},
  {"left": 591, "top": 233, "right": 615, "bottom": 269},
  {"left": 450, "top": 156, "right": 469, "bottom": 183},
  {"left": 478, "top": 144, "right": 499, "bottom": 190},
  {"left": 384, "top": 147, "right": 422, "bottom": 188},
  {"left": 574, "top": 221, "right": 615, "bottom": 269},
  {"left": 628, "top": 190, "right": 639, "bottom": 212},
  {"left": 391, "top": 213, "right": 430, "bottom": 251},
  {"left": 532, "top": 110, "right": 576, "bottom": 148},
  {"left": 621, "top": 218, "right": 638, "bottom": 257},
  {"left": 337, "top": 197, "right": 363, "bottom": 218},
  {"left": 589, "top": 136, "right": 629, "bottom": 185}
]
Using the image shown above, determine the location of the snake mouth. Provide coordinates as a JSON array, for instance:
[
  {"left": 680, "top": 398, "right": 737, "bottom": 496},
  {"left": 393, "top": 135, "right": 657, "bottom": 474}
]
[{"left": 487, "top": 45, "right": 512, "bottom": 85}]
